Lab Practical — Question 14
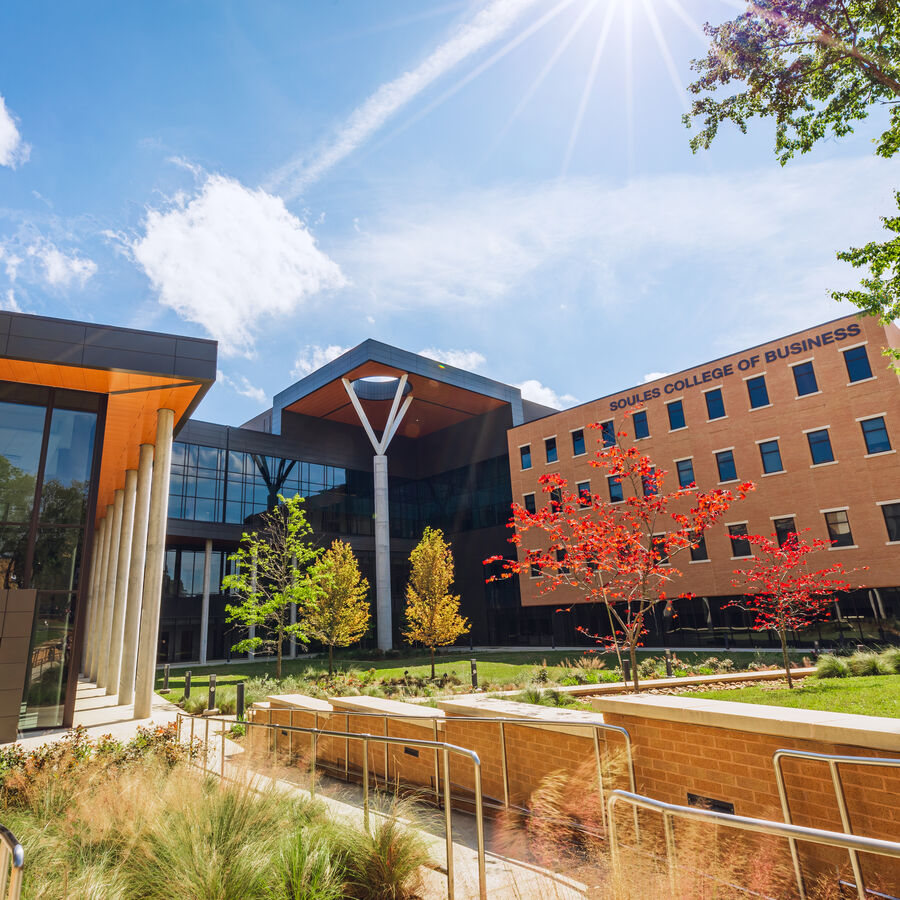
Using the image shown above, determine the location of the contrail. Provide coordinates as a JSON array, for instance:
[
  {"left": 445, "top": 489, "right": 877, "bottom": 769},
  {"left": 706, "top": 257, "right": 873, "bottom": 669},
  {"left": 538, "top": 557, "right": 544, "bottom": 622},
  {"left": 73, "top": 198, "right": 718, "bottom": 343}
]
[{"left": 267, "top": 0, "right": 544, "bottom": 199}]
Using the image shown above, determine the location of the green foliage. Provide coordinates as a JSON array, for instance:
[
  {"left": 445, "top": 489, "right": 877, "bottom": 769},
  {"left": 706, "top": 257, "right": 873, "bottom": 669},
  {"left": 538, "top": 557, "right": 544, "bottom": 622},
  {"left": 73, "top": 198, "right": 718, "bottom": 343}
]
[
  {"left": 879, "top": 645, "right": 900, "bottom": 673},
  {"left": 223, "top": 494, "right": 321, "bottom": 677},
  {"left": 848, "top": 650, "right": 893, "bottom": 676},
  {"left": 815, "top": 653, "right": 850, "bottom": 678},
  {"left": 685, "top": 0, "right": 900, "bottom": 358}
]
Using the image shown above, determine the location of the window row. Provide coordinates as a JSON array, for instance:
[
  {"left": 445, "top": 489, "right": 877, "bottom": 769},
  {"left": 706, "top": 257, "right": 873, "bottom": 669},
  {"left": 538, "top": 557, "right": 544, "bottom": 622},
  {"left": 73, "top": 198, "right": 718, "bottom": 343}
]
[{"left": 519, "top": 344, "right": 878, "bottom": 469}]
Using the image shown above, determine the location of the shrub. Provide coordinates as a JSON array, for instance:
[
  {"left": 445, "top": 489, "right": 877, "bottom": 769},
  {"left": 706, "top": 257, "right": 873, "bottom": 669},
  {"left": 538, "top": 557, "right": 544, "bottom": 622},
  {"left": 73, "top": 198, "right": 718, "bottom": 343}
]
[
  {"left": 815, "top": 654, "right": 849, "bottom": 678},
  {"left": 847, "top": 652, "right": 887, "bottom": 677},
  {"left": 878, "top": 646, "right": 900, "bottom": 674}
]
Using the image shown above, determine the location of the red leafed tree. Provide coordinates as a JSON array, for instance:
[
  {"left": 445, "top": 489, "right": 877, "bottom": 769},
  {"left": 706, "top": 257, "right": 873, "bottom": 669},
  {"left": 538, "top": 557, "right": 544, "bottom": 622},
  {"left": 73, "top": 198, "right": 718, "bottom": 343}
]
[
  {"left": 487, "top": 419, "right": 753, "bottom": 691},
  {"left": 730, "top": 530, "right": 856, "bottom": 688}
]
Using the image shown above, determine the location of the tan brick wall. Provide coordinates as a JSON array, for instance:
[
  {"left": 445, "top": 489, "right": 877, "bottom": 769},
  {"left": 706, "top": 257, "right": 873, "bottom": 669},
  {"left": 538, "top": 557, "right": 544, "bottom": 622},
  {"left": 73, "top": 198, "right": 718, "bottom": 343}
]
[
  {"left": 602, "top": 710, "right": 900, "bottom": 891},
  {"left": 508, "top": 314, "right": 900, "bottom": 605}
]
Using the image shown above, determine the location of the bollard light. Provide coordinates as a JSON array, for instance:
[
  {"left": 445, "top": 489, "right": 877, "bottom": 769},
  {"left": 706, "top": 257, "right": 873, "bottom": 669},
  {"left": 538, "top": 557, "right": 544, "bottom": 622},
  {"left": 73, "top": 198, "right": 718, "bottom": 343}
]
[
  {"left": 208, "top": 673, "right": 217, "bottom": 712},
  {"left": 184, "top": 670, "right": 192, "bottom": 701},
  {"left": 471, "top": 659, "right": 478, "bottom": 689},
  {"left": 664, "top": 652, "right": 673, "bottom": 678},
  {"left": 160, "top": 663, "right": 170, "bottom": 693},
  {"left": 236, "top": 682, "right": 245, "bottom": 721}
]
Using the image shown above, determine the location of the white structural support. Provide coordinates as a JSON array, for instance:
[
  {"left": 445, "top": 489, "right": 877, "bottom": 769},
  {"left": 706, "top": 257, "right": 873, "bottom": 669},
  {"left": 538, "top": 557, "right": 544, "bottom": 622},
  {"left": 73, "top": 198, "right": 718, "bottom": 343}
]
[
  {"left": 134, "top": 408, "right": 175, "bottom": 719},
  {"left": 106, "top": 468, "right": 137, "bottom": 695},
  {"left": 97, "top": 489, "right": 125, "bottom": 689},
  {"left": 118, "top": 443, "right": 153, "bottom": 705},
  {"left": 200, "top": 538, "right": 212, "bottom": 665},
  {"left": 89, "top": 509, "right": 113, "bottom": 683},
  {"left": 83, "top": 522, "right": 103, "bottom": 675},
  {"left": 342, "top": 374, "right": 413, "bottom": 650}
]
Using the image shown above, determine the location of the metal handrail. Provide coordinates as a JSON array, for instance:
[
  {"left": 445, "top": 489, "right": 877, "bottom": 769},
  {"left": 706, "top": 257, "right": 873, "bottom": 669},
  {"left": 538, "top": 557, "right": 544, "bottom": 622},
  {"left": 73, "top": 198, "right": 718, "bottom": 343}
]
[
  {"left": 251, "top": 704, "right": 638, "bottom": 838},
  {"left": 0, "top": 823, "right": 24, "bottom": 900},
  {"left": 176, "top": 712, "right": 487, "bottom": 900},
  {"left": 607, "top": 790, "right": 900, "bottom": 899},
  {"left": 773, "top": 748, "right": 900, "bottom": 900}
]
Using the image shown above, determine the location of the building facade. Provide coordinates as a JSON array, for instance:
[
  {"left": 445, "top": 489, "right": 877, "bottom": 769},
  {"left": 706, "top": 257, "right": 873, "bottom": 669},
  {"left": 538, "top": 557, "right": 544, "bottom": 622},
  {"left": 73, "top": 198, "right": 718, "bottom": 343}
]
[{"left": 508, "top": 314, "right": 900, "bottom": 647}]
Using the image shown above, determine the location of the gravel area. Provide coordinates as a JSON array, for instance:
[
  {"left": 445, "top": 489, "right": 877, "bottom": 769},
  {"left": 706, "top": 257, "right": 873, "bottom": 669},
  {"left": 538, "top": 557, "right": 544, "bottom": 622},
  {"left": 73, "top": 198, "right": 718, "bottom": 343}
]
[{"left": 641, "top": 677, "right": 809, "bottom": 696}]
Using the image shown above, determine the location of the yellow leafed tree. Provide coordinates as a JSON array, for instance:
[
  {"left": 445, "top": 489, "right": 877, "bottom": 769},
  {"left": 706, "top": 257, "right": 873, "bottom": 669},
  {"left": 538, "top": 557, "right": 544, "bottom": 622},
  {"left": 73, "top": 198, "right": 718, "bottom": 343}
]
[
  {"left": 403, "top": 527, "right": 469, "bottom": 678},
  {"left": 307, "top": 539, "right": 370, "bottom": 675}
]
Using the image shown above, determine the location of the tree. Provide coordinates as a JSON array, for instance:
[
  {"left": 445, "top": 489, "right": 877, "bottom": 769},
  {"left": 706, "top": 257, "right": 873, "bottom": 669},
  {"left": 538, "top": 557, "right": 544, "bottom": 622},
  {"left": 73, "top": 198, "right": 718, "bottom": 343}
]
[
  {"left": 403, "top": 527, "right": 470, "bottom": 678},
  {"left": 730, "top": 528, "right": 855, "bottom": 687},
  {"left": 222, "top": 494, "right": 320, "bottom": 678},
  {"left": 307, "top": 539, "right": 371, "bottom": 676},
  {"left": 488, "top": 419, "right": 753, "bottom": 691},
  {"left": 684, "top": 0, "right": 900, "bottom": 362}
]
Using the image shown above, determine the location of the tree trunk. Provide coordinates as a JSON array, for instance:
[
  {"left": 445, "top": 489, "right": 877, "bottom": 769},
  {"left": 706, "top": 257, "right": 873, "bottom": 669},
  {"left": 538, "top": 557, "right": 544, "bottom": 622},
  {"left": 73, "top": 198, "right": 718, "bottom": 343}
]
[
  {"left": 328, "top": 644, "right": 334, "bottom": 677},
  {"left": 630, "top": 643, "right": 640, "bottom": 693},
  {"left": 780, "top": 628, "right": 793, "bottom": 689},
  {"left": 431, "top": 646, "right": 435, "bottom": 680},
  {"left": 276, "top": 625, "right": 283, "bottom": 679}
]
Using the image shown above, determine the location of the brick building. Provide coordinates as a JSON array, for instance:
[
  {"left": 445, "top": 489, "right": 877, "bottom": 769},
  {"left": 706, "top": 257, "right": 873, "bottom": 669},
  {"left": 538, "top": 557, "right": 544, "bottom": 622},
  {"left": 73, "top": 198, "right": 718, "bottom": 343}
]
[{"left": 507, "top": 314, "right": 900, "bottom": 647}]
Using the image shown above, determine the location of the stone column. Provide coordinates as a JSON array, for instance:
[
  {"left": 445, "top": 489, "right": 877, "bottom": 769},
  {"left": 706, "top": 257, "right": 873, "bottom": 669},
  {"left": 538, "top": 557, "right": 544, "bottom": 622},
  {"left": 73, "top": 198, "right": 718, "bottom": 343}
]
[
  {"left": 200, "top": 538, "right": 212, "bottom": 664},
  {"left": 134, "top": 409, "right": 174, "bottom": 719},
  {"left": 373, "top": 453, "right": 392, "bottom": 650},
  {"left": 105, "top": 469, "right": 137, "bottom": 695},
  {"left": 97, "top": 489, "right": 124, "bottom": 689},
  {"left": 118, "top": 444, "right": 153, "bottom": 706},
  {"left": 82, "top": 523, "right": 102, "bottom": 675},
  {"left": 89, "top": 506, "right": 114, "bottom": 683}
]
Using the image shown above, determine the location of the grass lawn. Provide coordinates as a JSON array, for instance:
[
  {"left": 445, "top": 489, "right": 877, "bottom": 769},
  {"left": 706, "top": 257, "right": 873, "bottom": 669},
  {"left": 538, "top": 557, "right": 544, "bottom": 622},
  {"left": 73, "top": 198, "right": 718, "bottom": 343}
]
[
  {"left": 155, "top": 648, "right": 799, "bottom": 696},
  {"left": 684, "top": 674, "right": 900, "bottom": 719}
]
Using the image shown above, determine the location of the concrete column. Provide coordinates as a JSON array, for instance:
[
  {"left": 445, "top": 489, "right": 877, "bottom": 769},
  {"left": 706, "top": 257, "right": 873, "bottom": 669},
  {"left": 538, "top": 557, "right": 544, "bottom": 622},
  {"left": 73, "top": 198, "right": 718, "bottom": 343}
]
[
  {"left": 89, "top": 507, "right": 114, "bottom": 683},
  {"left": 87, "top": 515, "right": 110, "bottom": 681},
  {"left": 373, "top": 453, "right": 392, "bottom": 650},
  {"left": 118, "top": 444, "right": 153, "bottom": 705},
  {"left": 134, "top": 408, "right": 174, "bottom": 719},
  {"left": 82, "top": 524, "right": 102, "bottom": 674},
  {"left": 199, "top": 538, "right": 212, "bottom": 664},
  {"left": 105, "top": 469, "right": 137, "bottom": 695},
  {"left": 97, "top": 489, "right": 124, "bottom": 689}
]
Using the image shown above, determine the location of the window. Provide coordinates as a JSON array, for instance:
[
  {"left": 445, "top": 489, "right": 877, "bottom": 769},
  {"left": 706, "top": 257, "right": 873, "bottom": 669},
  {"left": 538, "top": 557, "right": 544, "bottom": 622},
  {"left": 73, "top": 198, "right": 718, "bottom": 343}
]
[
  {"left": 705, "top": 388, "right": 726, "bottom": 420},
  {"left": 633, "top": 411, "right": 649, "bottom": 440},
  {"left": 759, "top": 439, "right": 784, "bottom": 474},
  {"left": 792, "top": 361, "right": 818, "bottom": 396},
  {"left": 545, "top": 436, "right": 558, "bottom": 464},
  {"left": 642, "top": 467, "right": 657, "bottom": 497},
  {"left": 804, "top": 429, "right": 834, "bottom": 465},
  {"left": 600, "top": 420, "right": 616, "bottom": 447},
  {"left": 550, "top": 487, "right": 562, "bottom": 514},
  {"left": 608, "top": 476, "right": 624, "bottom": 503},
  {"left": 728, "top": 523, "right": 752, "bottom": 558},
  {"left": 523, "top": 493, "right": 536, "bottom": 514},
  {"left": 530, "top": 563, "right": 541, "bottom": 578},
  {"left": 773, "top": 516, "right": 797, "bottom": 547},
  {"left": 746, "top": 375, "right": 769, "bottom": 409},
  {"left": 824, "top": 509, "right": 854, "bottom": 547},
  {"left": 861, "top": 416, "right": 891, "bottom": 454},
  {"left": 520, "top": 445, "right": 532, "bottom": 470},
  {"left": 571, "top": 429, "right": 586, "bottom": 456},
  {"left": 651, "top": 534, "right": 669, "bottom": 566},
  {"left": 675, "top": 458, "right": 695, "bottom": 488},
  {"left": 576, "top": 481, "right": 591, "bottom": 507},
  {"left": 843, "top": 345, "right": 873, "bottom": 383},
  {"left": 667, "top": 400, "right": 686, "bottom": 430},
  {"left": 555, "top": 546, "right": 569, "bottom": 574},
  {"left": 882, "top": 502, "right": 900, "bottom": 542},
  {"left": 690, "top": 533, "right": 709, "bottom": 562},
  {"left": 715, "top": 449, "right": 737, "bottom": 482}
]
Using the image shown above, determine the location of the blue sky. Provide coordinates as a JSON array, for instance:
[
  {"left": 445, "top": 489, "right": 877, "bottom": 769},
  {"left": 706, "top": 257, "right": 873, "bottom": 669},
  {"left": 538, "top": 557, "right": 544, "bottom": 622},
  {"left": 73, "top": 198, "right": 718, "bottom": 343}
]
[{"left": 0, "top": 0, "right": 895, "bottom": 424}]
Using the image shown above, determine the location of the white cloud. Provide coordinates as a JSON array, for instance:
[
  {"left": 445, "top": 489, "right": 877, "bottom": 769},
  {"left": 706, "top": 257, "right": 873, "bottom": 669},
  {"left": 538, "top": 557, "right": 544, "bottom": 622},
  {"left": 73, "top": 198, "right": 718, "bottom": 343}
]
[
  {"left": 418, "top": 347, "right": 486, "bottom": 371},
  {"left": 642, "top": 371, "right": 669, "bottom": 384},
  {"left": 131, "top": 174, "right": 346, "bottom": 357},
  {"left": 517, "top": 379, "right": 577, "bottom": 409},
  {"left": 216, "top": 370, "right": 268, "bottom": 405},
  {"left": 291, "top": 344, "right": 349, "bottom": 379},
  {"left": 0, "top": 245, "right": 22, "bottom": 281},
  {"left": 0, "top": 95, "right": 29, "bottom": 168},
  {"left": 1, "top": 288, "right": 21, "bottom": 312},
  {"left": 269, "top": 0, "right": 540, "bottom": 197},
  {"left": 28, "top": 242, "right": 97, "bottom": 288}
]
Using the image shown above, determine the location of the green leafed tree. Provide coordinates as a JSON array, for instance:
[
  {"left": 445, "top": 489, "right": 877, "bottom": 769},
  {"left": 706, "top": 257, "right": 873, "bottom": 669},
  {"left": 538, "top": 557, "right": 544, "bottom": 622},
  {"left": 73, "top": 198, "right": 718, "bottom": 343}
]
[
  {"left": 222, "top": 494, "right": 320, "bottom": 678},
  {"left": 307, "top": 539, "right": 371, "bottom": 675},
  {"left": 403, "top": 527, "right": 470, "bottom": 679},
  {"left": 684, "top": 0, "right": 900, "bottom": 363}
]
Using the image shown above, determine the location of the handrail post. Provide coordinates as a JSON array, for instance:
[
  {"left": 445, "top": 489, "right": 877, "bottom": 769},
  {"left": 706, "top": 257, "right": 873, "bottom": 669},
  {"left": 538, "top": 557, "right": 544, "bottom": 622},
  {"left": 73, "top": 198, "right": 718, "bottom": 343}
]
[
  {"left": 433, "top": 719, "right": 441, "bottom": 807},
  {"left": 774, "top": 752, "right": 807, "bottom": 900},
  {"left": 608, "top": 797, "right": 624, "bottom": 900},
  {"left": 363, "top": 736, "right": 370, "bottom": 830},
  {"left": 499, "top": 721, "right": 509, "bottom": 810},
  {"left": 220, "top": 718, "right": 226, "bottom": 778},
  {"left": 384, "top": 716, "right": 389, "bottom": 785},
  {"left": 442, "top": 747, "right": 454, "bottom": 900},
  {"left": 593, "top": 726, "right": 606, "bottom": 834},
  {"left": 473, "top": 755, "right": 487, "bottom": 900},
  {"left": 311, "top": 732, "right": 318, "bottom": 797},
  {"left": 662, "top": 810, "right": 678, "bottom": 895},
  {"left": 829, "top": 760, "right": 866, "bottom": 899},
  {"left": 344, "top": 712, "right": 350, "bottom": 779},
  {"left": 204, "top": 716, "right": 210, "bottom": 771}
]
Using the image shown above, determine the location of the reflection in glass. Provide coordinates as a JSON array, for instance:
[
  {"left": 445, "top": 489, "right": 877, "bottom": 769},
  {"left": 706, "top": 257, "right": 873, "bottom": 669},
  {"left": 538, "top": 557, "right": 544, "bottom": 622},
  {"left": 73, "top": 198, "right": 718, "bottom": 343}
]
[
  {"left": 39, "top": 409, "right": 96, "bottom": 524},
  {"left": 19, "top": 592, "right": 73, "bottom": 730},
  {"left": 32, "top": 527, "right": 82, "bottom": 591},
  {"left": 0, "top": 526, "right": 28, "bottom": 590},
  {"left": 0, "top": 401, "right": 45, "bottom": 524}
]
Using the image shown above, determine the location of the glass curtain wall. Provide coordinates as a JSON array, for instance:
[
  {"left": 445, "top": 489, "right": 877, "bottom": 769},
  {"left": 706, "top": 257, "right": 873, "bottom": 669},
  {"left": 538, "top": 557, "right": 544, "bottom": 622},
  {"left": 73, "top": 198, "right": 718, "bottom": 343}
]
[{"left": 0, "top": 384, "right": 100, "bottom": 730}]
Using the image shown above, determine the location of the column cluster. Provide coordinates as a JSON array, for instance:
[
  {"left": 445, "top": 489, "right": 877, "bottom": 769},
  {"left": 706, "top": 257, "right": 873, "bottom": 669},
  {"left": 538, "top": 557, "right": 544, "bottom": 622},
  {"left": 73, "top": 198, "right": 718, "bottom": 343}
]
[{"left": 80, "top": 408, "right": 175, "bottom": 719}]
